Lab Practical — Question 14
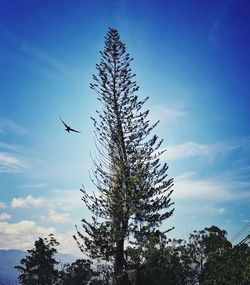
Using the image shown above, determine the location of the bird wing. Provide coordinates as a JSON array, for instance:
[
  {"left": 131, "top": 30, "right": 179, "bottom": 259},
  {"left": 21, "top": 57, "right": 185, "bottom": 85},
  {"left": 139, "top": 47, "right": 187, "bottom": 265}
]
[
  {"left": 59, "top": 116, "right": 68, "bottom": 128},
  {"left": 69, "top": 127, "right": 81, "bottom": 133}
]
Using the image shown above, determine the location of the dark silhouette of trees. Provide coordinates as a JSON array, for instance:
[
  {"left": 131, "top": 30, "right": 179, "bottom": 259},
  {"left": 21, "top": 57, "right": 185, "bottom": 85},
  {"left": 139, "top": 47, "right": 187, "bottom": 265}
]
[
  {"left": 15, "top": 237, "right": 107, "bottom": 285},
  {"left": 14, "top": 226, "right": 249, "bottom": 284},
  {"left": 57, "top": 259, "right": 104, "bottom": 285},
  {"left": 74, "top": 28, "right": 174, "bottom": 282},
  {"left": 15, "top": 234, "right": 59, "bottom": 285},
  {"left": 183, "top": 226, "right": 232, "bottom": 284},
  {"left": 200, "top": 227, "right": 250, "bottom": 285},
  {"left": 136, "top": 240, "right": 187, "bottom": 285},
  {"left": 125, "top": 225, "right": 250, "bottom": 285}
]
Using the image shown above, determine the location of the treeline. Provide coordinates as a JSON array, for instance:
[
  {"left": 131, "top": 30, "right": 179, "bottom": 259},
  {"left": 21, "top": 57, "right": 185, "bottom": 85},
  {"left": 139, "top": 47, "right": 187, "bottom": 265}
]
[{"left": 15, "top": 225, "right": 250, "bottom": 285}]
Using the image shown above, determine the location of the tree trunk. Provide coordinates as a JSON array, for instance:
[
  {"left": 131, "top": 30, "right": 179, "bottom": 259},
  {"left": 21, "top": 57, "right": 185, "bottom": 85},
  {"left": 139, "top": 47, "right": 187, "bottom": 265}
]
[{"left": 114, "top": 238, "right": 125, "bottom": 276}]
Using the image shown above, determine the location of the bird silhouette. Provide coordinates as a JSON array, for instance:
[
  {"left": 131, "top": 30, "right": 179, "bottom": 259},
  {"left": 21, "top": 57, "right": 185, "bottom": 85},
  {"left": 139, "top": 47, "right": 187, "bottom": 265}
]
[{"left": 59, "top": 117, "right": 81, "bottom": 133}]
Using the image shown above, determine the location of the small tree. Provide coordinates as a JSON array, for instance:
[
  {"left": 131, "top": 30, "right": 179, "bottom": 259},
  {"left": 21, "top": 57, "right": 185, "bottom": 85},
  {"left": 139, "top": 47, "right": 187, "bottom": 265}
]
[
  {"left": 74, "top": 28, "right": 174, "bottom": 281},
  {"left": 15, "top": 234, "right": 59, "bottom": 285}
]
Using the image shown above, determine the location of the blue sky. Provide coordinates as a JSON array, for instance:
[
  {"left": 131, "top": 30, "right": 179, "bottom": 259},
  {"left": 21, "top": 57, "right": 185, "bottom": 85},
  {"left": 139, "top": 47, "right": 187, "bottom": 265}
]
[{"left": 0, "top": 0, "right": 249, "bottom": 255}]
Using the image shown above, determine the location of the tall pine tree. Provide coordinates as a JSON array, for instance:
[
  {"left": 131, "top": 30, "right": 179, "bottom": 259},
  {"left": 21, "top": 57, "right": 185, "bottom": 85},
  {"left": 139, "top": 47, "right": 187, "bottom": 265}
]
[{"left": 74, "top": 28, "right": 174, "bottom": 280}]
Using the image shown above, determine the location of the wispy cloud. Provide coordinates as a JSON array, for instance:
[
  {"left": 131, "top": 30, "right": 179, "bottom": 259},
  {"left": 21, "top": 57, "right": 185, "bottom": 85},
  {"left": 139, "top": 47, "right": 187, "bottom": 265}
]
[
  {"left": 208, "top": 0, "right": 233, "bottom": 43},
  {"left": 0, "top": 118, "right": 29, "bottom": 172},
  {"left": 0, "top": 202, "right": 6, "bottom": 209},
  {"left": 174, "top": 204, "right": 228, "bottom": 217},
  {"left": 11, "top": 195, "right": 45, "bottom": 208},
  {"left": 0, "top": 138, "right": 34, "bottom": 173},
  {"left": 0, "top": 117, "right": 26, "bottom": 135},
  {"left": 45, "top": 209, "right": 70, "bottom": 224},
  {"left": 20, "top": 40, "right": 70, "bottom": 78},
  {"left": 0, "top": 25, "right": 71, "bottom": 79},
  {"left": 149, "top": 104, "right": 186, "bottom": 123},
  {"left": 0, "top": 213, "right": 11, "bottom": 220},
  {"left": 165, "top": 137, "right": 250, "bottom": 161},
  {"left": 49, "top": 188, "right": 83, "bottom": 211},
  {"left": 0, "top": 142, "right": 25, "bottom": 153},
  {"left": 20, "top": 183, "right": 46, "bottom": 189},
  {"left": 217, "top": 208, "right": 226, "bottom": 214},
  {"left": 173, "top": 173, "right": 250, "bottom": 201},
  {"left": 166, "top": 141, "right": 238, "bottom": 161},
  {"left": 0, "top": 152, "right": 27, "bottom": 173}
]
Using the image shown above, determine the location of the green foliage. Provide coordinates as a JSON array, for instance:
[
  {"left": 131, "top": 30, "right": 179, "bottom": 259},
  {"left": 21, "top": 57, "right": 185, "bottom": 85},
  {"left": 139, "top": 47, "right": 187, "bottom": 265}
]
[
  {"left": 127, "top": 238, "right": 194, "bottom": 285},
  {"left": 126, "top": 225, "right": 250, "bottom": 285},
  {"left": 74, "top": 27, "right": 174, "bottom": 277},
  {"left": 57, "top": 259, "right": 111, "bottom": 285},
  {"left": 57, "top": 259, "right": 104, "bottom": 285},
  {"left": 15, "top": 234, "right": 59, "bottom": 285},
  {"left": 185, "top": 225, "right": 232, "bottom": 283},
  {"left": 138, "top": 245, "right": 185, "bottom": 285},
  {"left": 203, "top": 243, "right": 250, "bottom": 285},
  {"left": 14, "top": 226, "right": 249, "bottom": 284}
]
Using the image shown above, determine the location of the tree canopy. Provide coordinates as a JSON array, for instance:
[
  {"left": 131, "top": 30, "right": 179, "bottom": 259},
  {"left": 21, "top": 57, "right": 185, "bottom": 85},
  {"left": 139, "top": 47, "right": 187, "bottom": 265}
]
[{"left": 15, "top": 234, "right": 59, "bottom": 285}]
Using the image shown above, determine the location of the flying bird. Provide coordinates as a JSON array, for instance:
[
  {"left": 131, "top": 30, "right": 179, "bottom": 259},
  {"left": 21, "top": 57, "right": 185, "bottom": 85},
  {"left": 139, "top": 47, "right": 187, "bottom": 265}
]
[{"left": 59, "top": 117, "right": 81, "bottom": 133}]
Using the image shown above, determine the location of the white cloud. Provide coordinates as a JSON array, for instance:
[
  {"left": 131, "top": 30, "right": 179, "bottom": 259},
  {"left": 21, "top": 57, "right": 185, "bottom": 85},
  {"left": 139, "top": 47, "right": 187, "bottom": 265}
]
[
  {"left": 167, "top": 142, "right": 209, "bottom": 160},
  {"left": 0, "top": 220, "right": 56, "bottom": 250},
  {"left": 20, "top": 183, "right": 46, "bottom": 189},
  {"left": 46, "top": 209, "right": 70, "bottom": 224},
  {"left": 149, "top": 105, "right": 186, "bottom": 123},
  {"left": 0, "top": 152, "right": 27, "bottom": 172},
  {"left": 166, "top": 141, "right": 238, "bottom": 161},
  {"left": 217, "top": 208, "right": 226, "bottom": 214},
  {"left": 173, "top": 174, "right": 250, "bottom": 201},
  {"left": 173, "top": 204, "right": 227, "bottom": 218},
  {"left": 165, "top": 137, "right": 250, "bottom": 161},
  {"left": 0, "top": 153, "right": 19, "bottom": 165},
  {"left": 0, "top": 141, "right": 31, "bottom": 173},
  {"left": 49, "top": 188, "right": 83, "bottom": 211},
  {"left": 0, "top": 213, "right": 11, "bottom": 220},
  {"left": 56, "top": 231, "right": 82, "bottom": 257},
  {"left": 0, "top": 117, "right": 26, "bottom": 135},
  {"left": 11, "top": 195, "right": 45, "bottom": 208},
  {"left": 173, "top": 171, "right": 197, "bottom": 180},
  {"left": 0, "top": 202, "right": 6, "bottom": 209},
  {"left": 0, "top": 220, "right": 81, "bottom": 256},
  {"left": 0, "top": 142, "right": 25, "bottom": 153}
]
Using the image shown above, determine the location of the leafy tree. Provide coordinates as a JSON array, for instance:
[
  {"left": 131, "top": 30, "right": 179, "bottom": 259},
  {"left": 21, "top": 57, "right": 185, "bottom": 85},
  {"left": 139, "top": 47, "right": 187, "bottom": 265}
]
[
  {"left": 186, "top": 226, "right": 226, "bottom": 282},
  {"left": 74, "top": 28, "right": 174, "bottom": 280},
  {"left": 126, "top": 237, "right": 195, "bottom": 285},
  {"left": 137, "top": 243, "right": 185, "bottom": 285},
  {"left": 182, "top": 226, "right": 232, "bottom": 283},
  {"left": 182, "top": 225, "right": 250, "bottom": 285},
  {"left": 15, "top": 234, "right": 59, "bottom": 285},
  {"left": 57, "top": 259, "right": 99, "bottom": 285},
  {"left": 203, "top": 241, "right": 250, "bottom": 284},
  {"left": 133, "top": 225, "right": 249, "bottom": 285}
]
